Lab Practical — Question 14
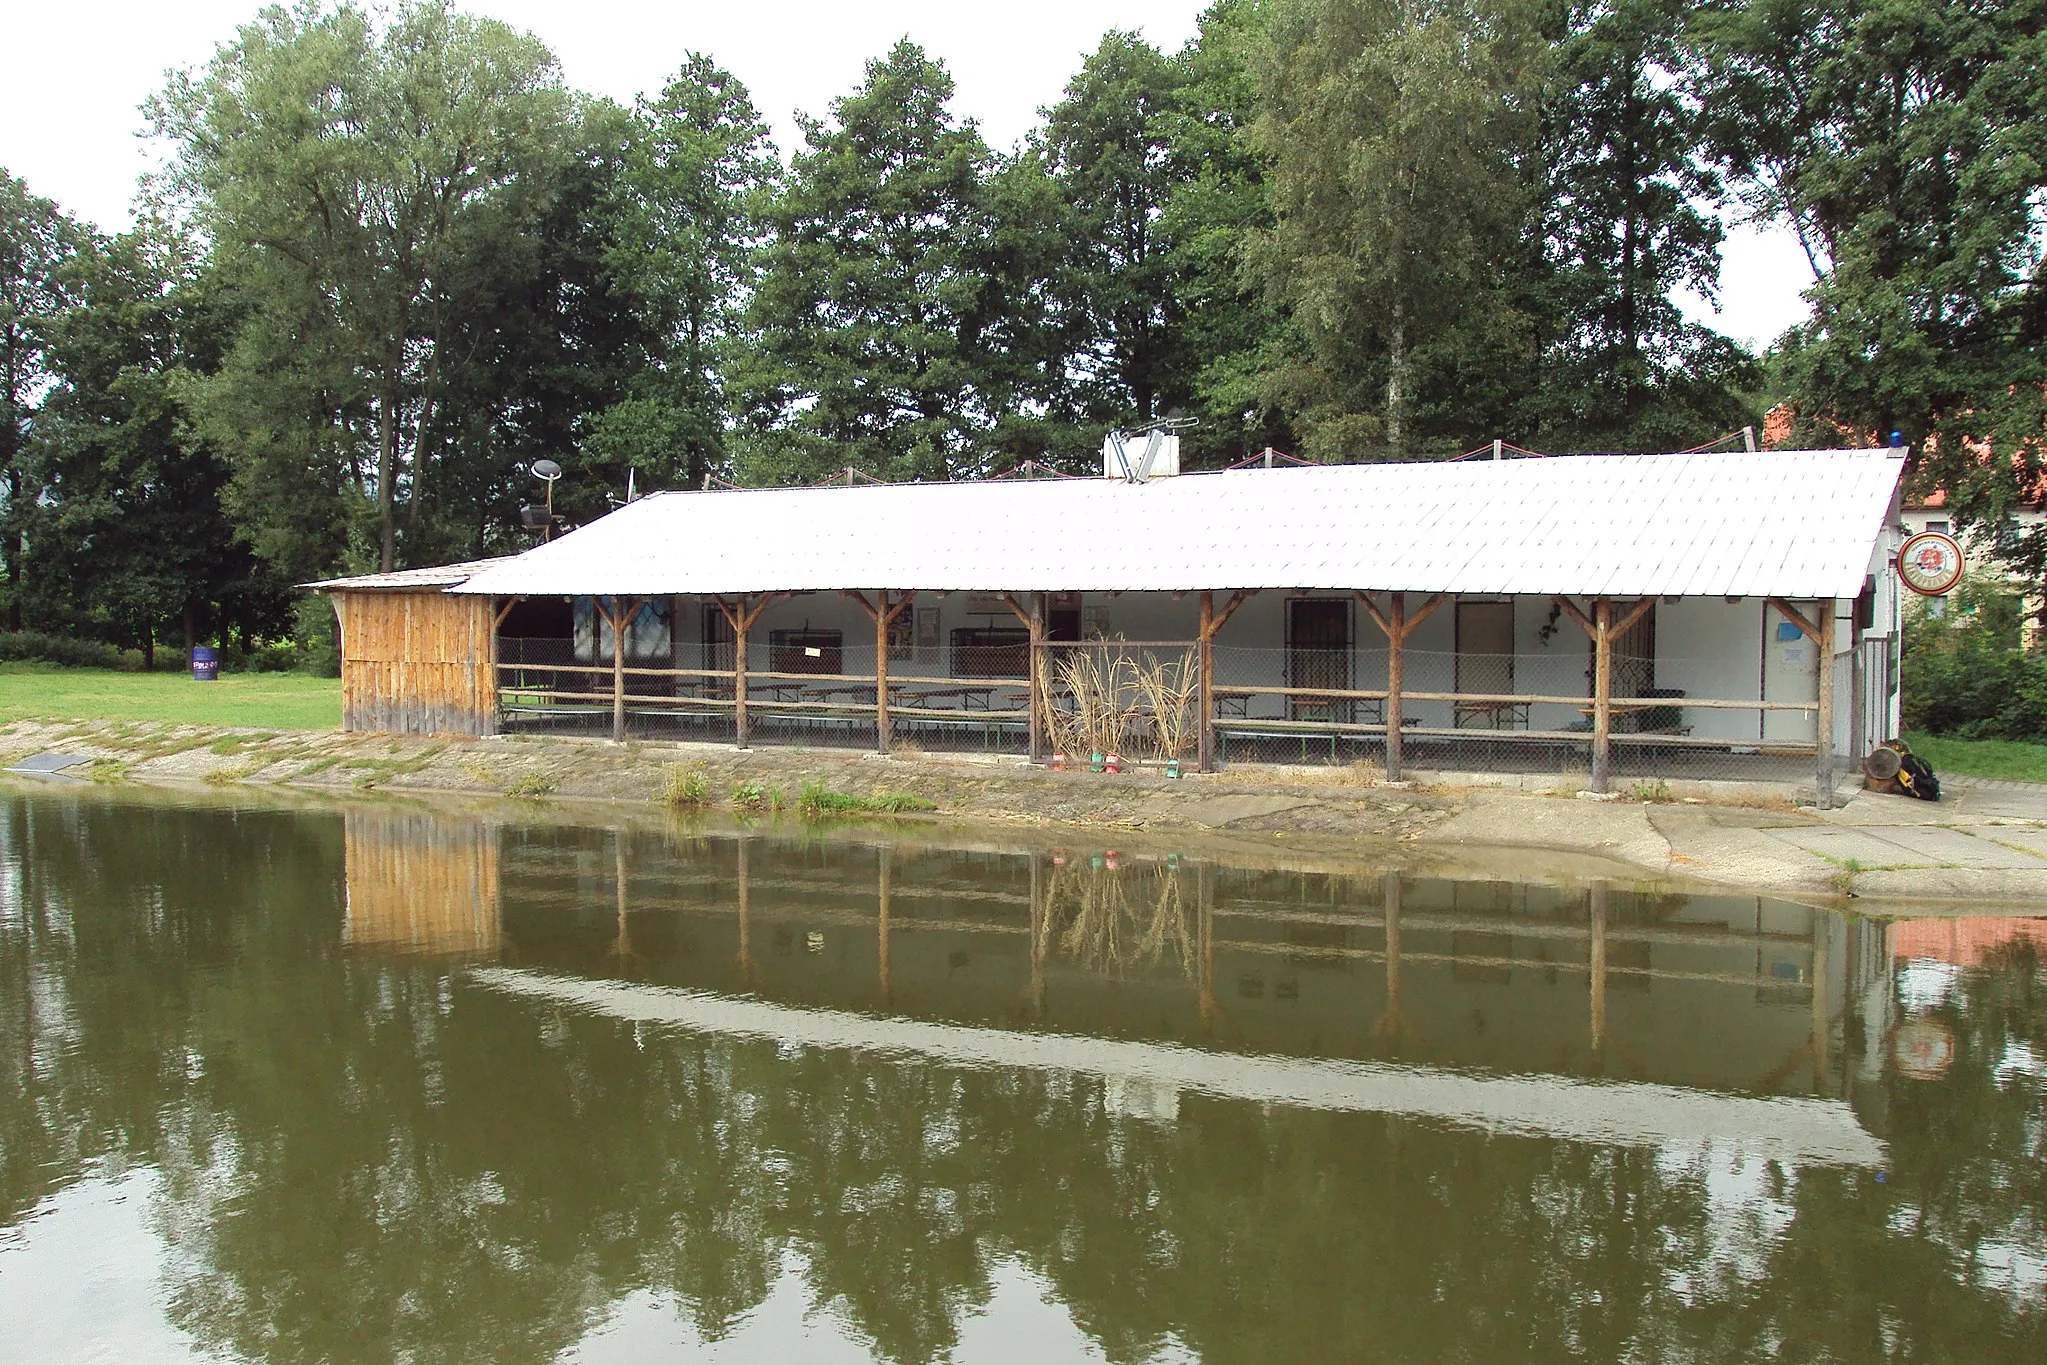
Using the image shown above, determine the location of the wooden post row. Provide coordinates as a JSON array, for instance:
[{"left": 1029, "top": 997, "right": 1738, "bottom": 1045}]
[{"left": 1000, "top": 592, "right": 1051, "bottom": 764}]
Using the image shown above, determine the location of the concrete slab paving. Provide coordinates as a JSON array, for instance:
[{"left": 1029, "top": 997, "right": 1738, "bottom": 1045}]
[
  {"left": 1861, "top": 824, "right": 2047, "bottom": 870},
  {"left": 1982, "top": 827, "right": 2047, "bottom": 858},
  {"left": 1763, "top": 826, "right": 1931, "bottom": 868}
]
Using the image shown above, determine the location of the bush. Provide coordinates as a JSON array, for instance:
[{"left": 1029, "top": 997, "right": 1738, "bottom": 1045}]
[
  {"left": 293, "top": 597, "right": 341, "bottom": 677},
  {"left": 1901, "top": 580, "right": 2047, "bottom": 741},
  {"left": 0, "top": 631, "right": 127, "bottom": 669}
]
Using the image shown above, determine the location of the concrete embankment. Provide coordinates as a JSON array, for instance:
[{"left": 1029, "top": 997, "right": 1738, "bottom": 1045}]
[{"left": 5, "top": 717, "right": 2046, "bottom": 907}]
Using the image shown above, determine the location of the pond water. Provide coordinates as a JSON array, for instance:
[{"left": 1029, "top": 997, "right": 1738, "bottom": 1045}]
[{"left": 1, "top": 785, "right": 2042, "bottom": 1363}]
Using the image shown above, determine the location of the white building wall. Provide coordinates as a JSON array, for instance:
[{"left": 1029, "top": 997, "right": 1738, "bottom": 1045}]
[{"left": 668, "top": 587, "right": 1837, "bottom": 747}]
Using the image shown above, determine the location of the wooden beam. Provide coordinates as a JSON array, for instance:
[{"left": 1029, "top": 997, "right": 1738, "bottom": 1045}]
[
  {"left": 1402, "top": 593, "right": 1446, "bottom": 639},
  {"left": 1028, "top": 592, "right": 1046, "bottom": 763},
  {"left": 1198, "top": 591, "right": 1216, "bottom": 772},
  {"left": 1354, "top": 591, "right": 1392, "bottom": 640},
  {"left": 1613, "top": 596, "right": 1656, "bottom": 638},
  {"left": 1554, "top": 595, "right": 1597, "bottom": 639},
  {"left": 492, "top": 596, "right": 523, "bottom": 631},
  {"left": 1766, "top": 597, "right": 1821, "bottom": 644},
  {"left": 1591, "top": 598, "right": 1614, "bottom": 792},
  {"left": 1816, "top": 605, "right": 1837, "bottom": 808},
  {"left": 1387, "top": 593, "right": 1408, "bottom": 780},
  {"left": 1209, "top": 588, "right": 1256, "bottom": 636}
]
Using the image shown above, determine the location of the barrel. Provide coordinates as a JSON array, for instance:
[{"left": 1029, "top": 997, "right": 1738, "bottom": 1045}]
[{"left": 191, "top": 646, "right": 220, "bottom": 682}]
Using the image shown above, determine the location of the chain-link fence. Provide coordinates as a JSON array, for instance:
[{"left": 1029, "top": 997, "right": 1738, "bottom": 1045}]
[{"left": 497, "top": 635, "right": 1847, "bottom": 788}]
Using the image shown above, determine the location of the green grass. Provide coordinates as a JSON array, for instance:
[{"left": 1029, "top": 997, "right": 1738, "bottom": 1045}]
[
  {"left": 1904, "top": 731, "right": 2047, "bottom": 784},
  {"left": 0, "top": 663, "right": 341, "bottom": 731},
  {"left": 797, "top": 779, "right": 938, "bottom": 820}
]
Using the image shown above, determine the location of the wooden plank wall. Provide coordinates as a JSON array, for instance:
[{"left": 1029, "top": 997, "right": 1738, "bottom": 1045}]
[
  {"left": 342, "top": 810, "right": 501, "bottom": 954},
  {"left": 333, "top": 589, "right": 496, "bottom": 736}
]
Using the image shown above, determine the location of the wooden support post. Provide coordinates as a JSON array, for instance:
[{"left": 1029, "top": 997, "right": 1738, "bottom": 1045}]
[
  {"left": 1810, "top": 911, "right": 1829, "bottom": 1091},
  {"left": 735, "top": 834, "right": 752, "bottom": 978},
  {"left": 878, "top": 845, "right": 893, "bottom": 1004},
  {"left": 1592, "top": 597, "right": 1613, "bottom": 792},
  {"left": 1029, "top": 850, "right": 1045, "bottom": 1019},
  {"left": 1357, "top": 590, "right": 1442, "bottom": 782},
  {"left": 730, "top": 598, "right": 751, "bottom": 749},
  {"left": 1589, "top": 880, "right": 1607, "bottom": 1064},
  {"left": 1768, "top": 597, "right": 1835, "bottom": 808},
  {"left": 1816, "top": 608, "right": 1837, "bottom": 809},
  {"left": 848, "top": 589, "right": 917, "bottom": 754},
  {"left": 1387, "top": 594, "right": 1408, "bottom": 780},
  {"left": 614, "top": 828, "right": 631, "bottom": 961},
  {"left": 1554, "top": 595, "right": 1651, "bottom": 795},
  {"left": 1029, "top": 592, "right": 1046, "bottom": 763},
  {"left": 1198, "top": 591, "right": 1215, "bottom": 772},
  {"left": 874, "top": 594, "right": 891, "bottom": 753},
  {"left": 1197, "top": 589, "right": 1257, "bottom": 773},
  {"left": 718, "top": 594, "right": 778, "bottom": 751},
  {"left": 1197, "top": 861, "right": 1217, "bottom": 1028}
]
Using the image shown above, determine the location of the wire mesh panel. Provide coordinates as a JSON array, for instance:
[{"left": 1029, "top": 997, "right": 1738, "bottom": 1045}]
[{"left": 492, "top": 630, "right": 1829, "bottom": 787}]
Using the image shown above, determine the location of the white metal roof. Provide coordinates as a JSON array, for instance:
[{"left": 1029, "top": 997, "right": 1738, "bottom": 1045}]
[
  {"left": 307, "top": 556, "right": 516, "bottom": 592},
  {"left": 448, "top": 449, "right": 1906, "bottom": 601}
]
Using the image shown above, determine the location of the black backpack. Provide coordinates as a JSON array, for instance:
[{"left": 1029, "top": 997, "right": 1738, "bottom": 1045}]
[{"left": 1897, "top": 752, "right": 1941, "bottom": 802}]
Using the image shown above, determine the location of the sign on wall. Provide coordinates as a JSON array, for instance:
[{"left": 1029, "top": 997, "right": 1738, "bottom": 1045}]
[{"left": 1896, "top": 531, "right": 1964, "bottom": 597}]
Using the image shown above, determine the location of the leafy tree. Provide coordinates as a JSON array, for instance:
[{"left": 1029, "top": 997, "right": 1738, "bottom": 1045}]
[
  {"left": 0, "top": 171, "right": 84, "bottom": 629},
  {"left": 1036, "top": 32, "right": 1190, "bottom": 444},
  {"left": 1246, "top": 0, "right": 1549, "bottom": 461},
  {"left": 1157, "top": 0, "right": 1298, "bottom": 466},
  {"left": 595, "top": 55, "right": 779, "bottom": 491},
  {"left": 152, "top": 0, "right": 573, "bottom": 571},
  {"left": 27, "top": 225, "right": 286, "bottom": 657},
  {"left": 1697, "top": 0, "right": 2047, "bottom": 586},
  {"left": 737, "top": 41, "right": 1003, "bottom": 483},
  {"left": 1535, "top": 0, "right": 1753, "bottom": 447}
]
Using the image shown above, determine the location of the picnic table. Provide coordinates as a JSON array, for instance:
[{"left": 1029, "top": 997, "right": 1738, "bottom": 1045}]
[{"left": 1454, "top": 699, "right": 1532, "bottom": 729}]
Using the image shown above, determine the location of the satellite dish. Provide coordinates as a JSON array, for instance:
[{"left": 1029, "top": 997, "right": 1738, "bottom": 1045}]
[{"left": 531, "top": 459, "right": 564, "bottom": 481}]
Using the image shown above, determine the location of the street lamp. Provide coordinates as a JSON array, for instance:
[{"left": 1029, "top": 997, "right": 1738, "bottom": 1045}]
[{"left": 528, "top": 459, "right": 563, "bottom": 540}]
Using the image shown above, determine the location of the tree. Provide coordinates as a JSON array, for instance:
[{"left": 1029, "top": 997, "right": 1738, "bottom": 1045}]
[
  {"left": 737, "top": 41, "right": 1003, "bottom": 483},
  {"left": 0, "top": 171, "right": 84, "bottom": 630},
  {"left": 1697, "top": 0, "right": 2047, "bottom": 585},
  {"left": 595, "top": 55, "right": 779, "bottom": 491},
  {"left": 26, "top": 226, "right": 277, "bottom": 656},
  {"left": 152, "top": 0, "right": 573, "bottom": 571},
  {"left": 1037, "top": 32, "right": 1190, "bottom": 442},
  {"left": 1535, "top": 0, "right": 1753, "bottom": 448},
  {"left": 1246, "top": 0, "right": 1548, "bottom": 461},
  {"left": 1157, "top": 0, "right": 1299, "bottom": 467}
]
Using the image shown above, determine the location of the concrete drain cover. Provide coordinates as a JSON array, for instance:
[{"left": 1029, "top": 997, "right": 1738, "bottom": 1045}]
[{"left": 5, "top": 752, "right": 92, "bottom": 777}]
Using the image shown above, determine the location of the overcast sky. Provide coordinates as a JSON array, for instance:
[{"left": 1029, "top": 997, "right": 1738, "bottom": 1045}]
[{"left": 0, "top": 0, "right": 1814, "bottom": 350}]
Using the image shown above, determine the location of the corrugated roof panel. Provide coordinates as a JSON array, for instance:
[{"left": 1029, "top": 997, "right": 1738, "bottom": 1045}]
[{"left": 447, "top": 449, "right": 1906, "bottom": 602}]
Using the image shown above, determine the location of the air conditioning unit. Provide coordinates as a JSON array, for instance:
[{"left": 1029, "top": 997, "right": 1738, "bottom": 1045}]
[{"left": 1102, "top": 431, "right": 1180, "bottom": 481}]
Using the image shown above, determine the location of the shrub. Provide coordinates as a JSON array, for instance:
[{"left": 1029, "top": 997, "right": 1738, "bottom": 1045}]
[
  {"left": 1901, "top": 580, "right": 2047, "bottom": 741},
  {"left": 0, "top": 631, "right": 126, "bottom": 669},
  {"left": 663, "top": 762, "right": 711, "bottom": 809}
]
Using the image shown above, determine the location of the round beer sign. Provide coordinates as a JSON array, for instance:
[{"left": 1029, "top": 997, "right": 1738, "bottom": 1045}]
[{"left": 1897, "top": 531, "right": 1964, "bottom": 596}]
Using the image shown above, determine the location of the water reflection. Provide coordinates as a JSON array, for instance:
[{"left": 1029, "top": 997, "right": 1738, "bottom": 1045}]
[{"left": 0, "top": 787, "right": 2042, "bottom": 1362}]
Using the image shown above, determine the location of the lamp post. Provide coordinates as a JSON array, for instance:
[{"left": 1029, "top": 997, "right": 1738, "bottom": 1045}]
[{"left": 529, "top": 459, "right": 563, "bottom": 540}]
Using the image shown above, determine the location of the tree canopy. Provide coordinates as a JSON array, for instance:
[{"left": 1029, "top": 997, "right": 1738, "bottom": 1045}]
[{"left": 5, "top": 0, "right": 2043, "bottom": 658}]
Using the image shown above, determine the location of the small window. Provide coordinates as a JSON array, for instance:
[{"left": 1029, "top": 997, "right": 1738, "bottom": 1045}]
[
  {"left": 952, "top": 627, "right": 1028, "bottom": 678},
  {"left": 1926, "top": 520, "right": 1949, "bottom": 534},
  {"left": 768, "top": 629, "right": 842, "bottom": 674}
]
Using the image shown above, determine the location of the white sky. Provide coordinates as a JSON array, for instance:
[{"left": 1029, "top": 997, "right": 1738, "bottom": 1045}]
[{"left": 0, "top": 0, "right": 1813, "bottom": 349}]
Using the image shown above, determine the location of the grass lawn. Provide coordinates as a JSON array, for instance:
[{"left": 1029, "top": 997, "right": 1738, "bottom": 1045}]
[
  {"left": 1904, "top": 731, "right": 2047, "bottom": 785},
  {"left": 0, "top": 664, "right": 341, "bottom": 731}
]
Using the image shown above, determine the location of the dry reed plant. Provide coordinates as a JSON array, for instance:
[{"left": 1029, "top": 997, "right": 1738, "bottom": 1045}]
[
  {"left": 1038, "top": 644, "right": 1199, "bottom": 764},
  {"left": 1128, "top": 649, "right": 1198, "bottom": 762},
  {"left": 1047, "top": 861, "right": 1196, "bottom": 980}
]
